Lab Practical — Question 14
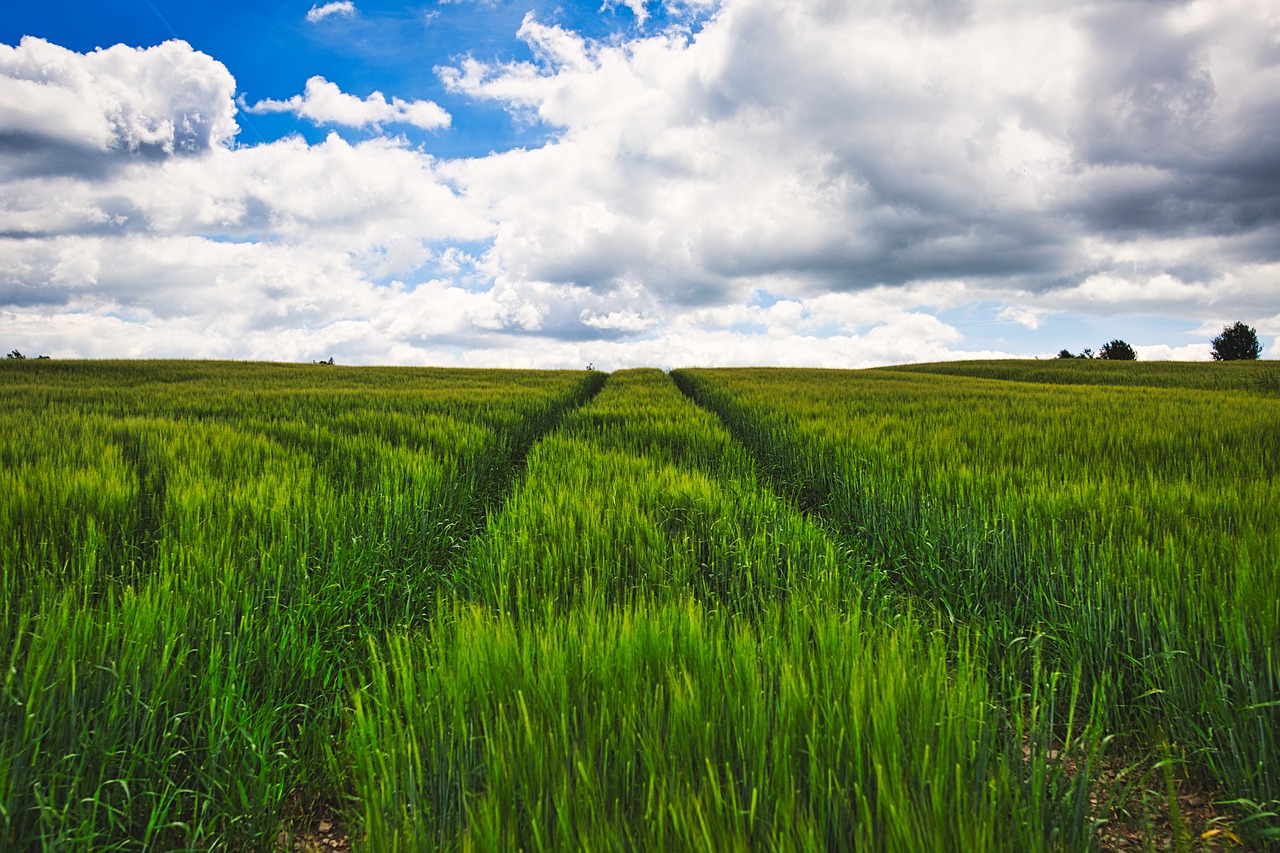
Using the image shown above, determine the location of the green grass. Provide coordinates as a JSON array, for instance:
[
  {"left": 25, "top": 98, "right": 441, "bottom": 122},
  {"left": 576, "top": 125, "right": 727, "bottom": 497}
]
[
  {"left": 672, "top": 364, "right": 1280, "bottom": 845},
  {"left": 347, "top": 370, "right": 1097, "bottom": 851},
  {"left": 1, "top": 360, "right": 602, "bottom": 850},
  {"left": 3, "top": 359, "right": 1274, "bottom": 849},
  {"left": 350, "top": 601, "right": 1098, "bottom": 852}
]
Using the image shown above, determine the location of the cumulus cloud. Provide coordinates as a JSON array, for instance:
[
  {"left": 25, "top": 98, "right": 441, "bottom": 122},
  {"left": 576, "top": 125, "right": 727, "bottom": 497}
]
[
  {"left": 430, "top": 0, "right": 1280, "bottom": 353},
  {"left": 0, "top": 37, "right": 237, "bottom": 177},
  {"left": 242, "top": 77, "right": 450, "bottom": 130},
  {"left": 306, "top": 2, "right": 357, "bottom": 24}
]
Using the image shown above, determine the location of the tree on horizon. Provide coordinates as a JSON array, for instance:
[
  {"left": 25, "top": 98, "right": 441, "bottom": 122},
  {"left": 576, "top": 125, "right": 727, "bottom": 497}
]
[
  {"left": 1098, "top": 339, "right": 1136, "bottom": 360},
  {"left": 1210, "top": 321, "right": 1262, "bottom": 361}
]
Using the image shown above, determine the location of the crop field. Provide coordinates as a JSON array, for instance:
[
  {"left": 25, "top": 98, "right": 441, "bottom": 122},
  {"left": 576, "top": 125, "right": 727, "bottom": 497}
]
[{"left": 1, "top": 359, "right": 1277, "bottom": 851}]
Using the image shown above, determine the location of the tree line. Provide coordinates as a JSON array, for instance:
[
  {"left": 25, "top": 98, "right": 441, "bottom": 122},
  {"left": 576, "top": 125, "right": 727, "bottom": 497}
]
[{"left": 1057, "top": 321, "right": 1262, "bottom": 362}]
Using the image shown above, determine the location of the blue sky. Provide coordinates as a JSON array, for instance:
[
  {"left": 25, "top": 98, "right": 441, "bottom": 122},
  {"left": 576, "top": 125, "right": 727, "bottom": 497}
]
[
  {"left": 2, "top": 1, "right": 651, "bottom": 156},
  {"left": 2, "top": 1, "right": 1278, "bottom": 367}
]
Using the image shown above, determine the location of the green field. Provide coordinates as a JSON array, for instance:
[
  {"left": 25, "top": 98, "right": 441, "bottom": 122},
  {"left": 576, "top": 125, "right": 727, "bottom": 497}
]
[{"left": 2, "top": 360, "right": 1277, "bottom": 851}]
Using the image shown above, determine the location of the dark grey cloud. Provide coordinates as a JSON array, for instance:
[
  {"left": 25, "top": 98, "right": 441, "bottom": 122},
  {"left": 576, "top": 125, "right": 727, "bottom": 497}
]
[
  {"left": 0, "top": 280, "right": 72, "bottom": 307},
  {"left": 1057, "top": 3, "right": 1280, "bottom": 245},
  {"left": 0, "top": 132, "right": 121, "bottom": 182},
  {"left": 1074, "top": 4, "right": 1216, "bottom": 166}
]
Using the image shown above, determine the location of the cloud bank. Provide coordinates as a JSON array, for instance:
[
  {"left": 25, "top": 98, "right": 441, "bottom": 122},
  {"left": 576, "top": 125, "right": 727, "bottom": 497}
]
[{"left": 3, "top": 0, "right": 1279, "bottom": 367}]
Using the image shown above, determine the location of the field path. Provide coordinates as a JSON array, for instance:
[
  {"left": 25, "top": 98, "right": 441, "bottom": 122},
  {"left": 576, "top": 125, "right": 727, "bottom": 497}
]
[
  {"left": 344, "top": 368, "right": 1097, "bottom": 851},
  {"left": 448, "top": 367, "right": 874, "bottom": 616}
]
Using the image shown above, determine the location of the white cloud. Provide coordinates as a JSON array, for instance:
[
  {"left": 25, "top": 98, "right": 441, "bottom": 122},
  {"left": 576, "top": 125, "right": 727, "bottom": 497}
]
[
  {"left": 0, "top": 37, "right": 237, "bottom": 166},
  {"left": 580, "top": 308, "right": 654, "bottom": 333},
  {"left": 995, "top": 306, "right": 1044, "bottom": 330},
  {"left": 243, "top": 77, "right": 450, "bottom": 130},
  {"left": 603, "top": 1, "right": 651, "bottom": 27},
  {"left": 1134, "top": 343, "right": 1214, "bottom": 362},
  {"left": 306, "top": 2, "right": 357, "bottom": 24}
]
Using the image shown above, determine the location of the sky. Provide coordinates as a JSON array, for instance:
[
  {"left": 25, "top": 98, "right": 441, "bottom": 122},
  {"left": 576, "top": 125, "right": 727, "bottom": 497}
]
[{"left": 2, "top": 0, "right": 1278, "bottom": 369}]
